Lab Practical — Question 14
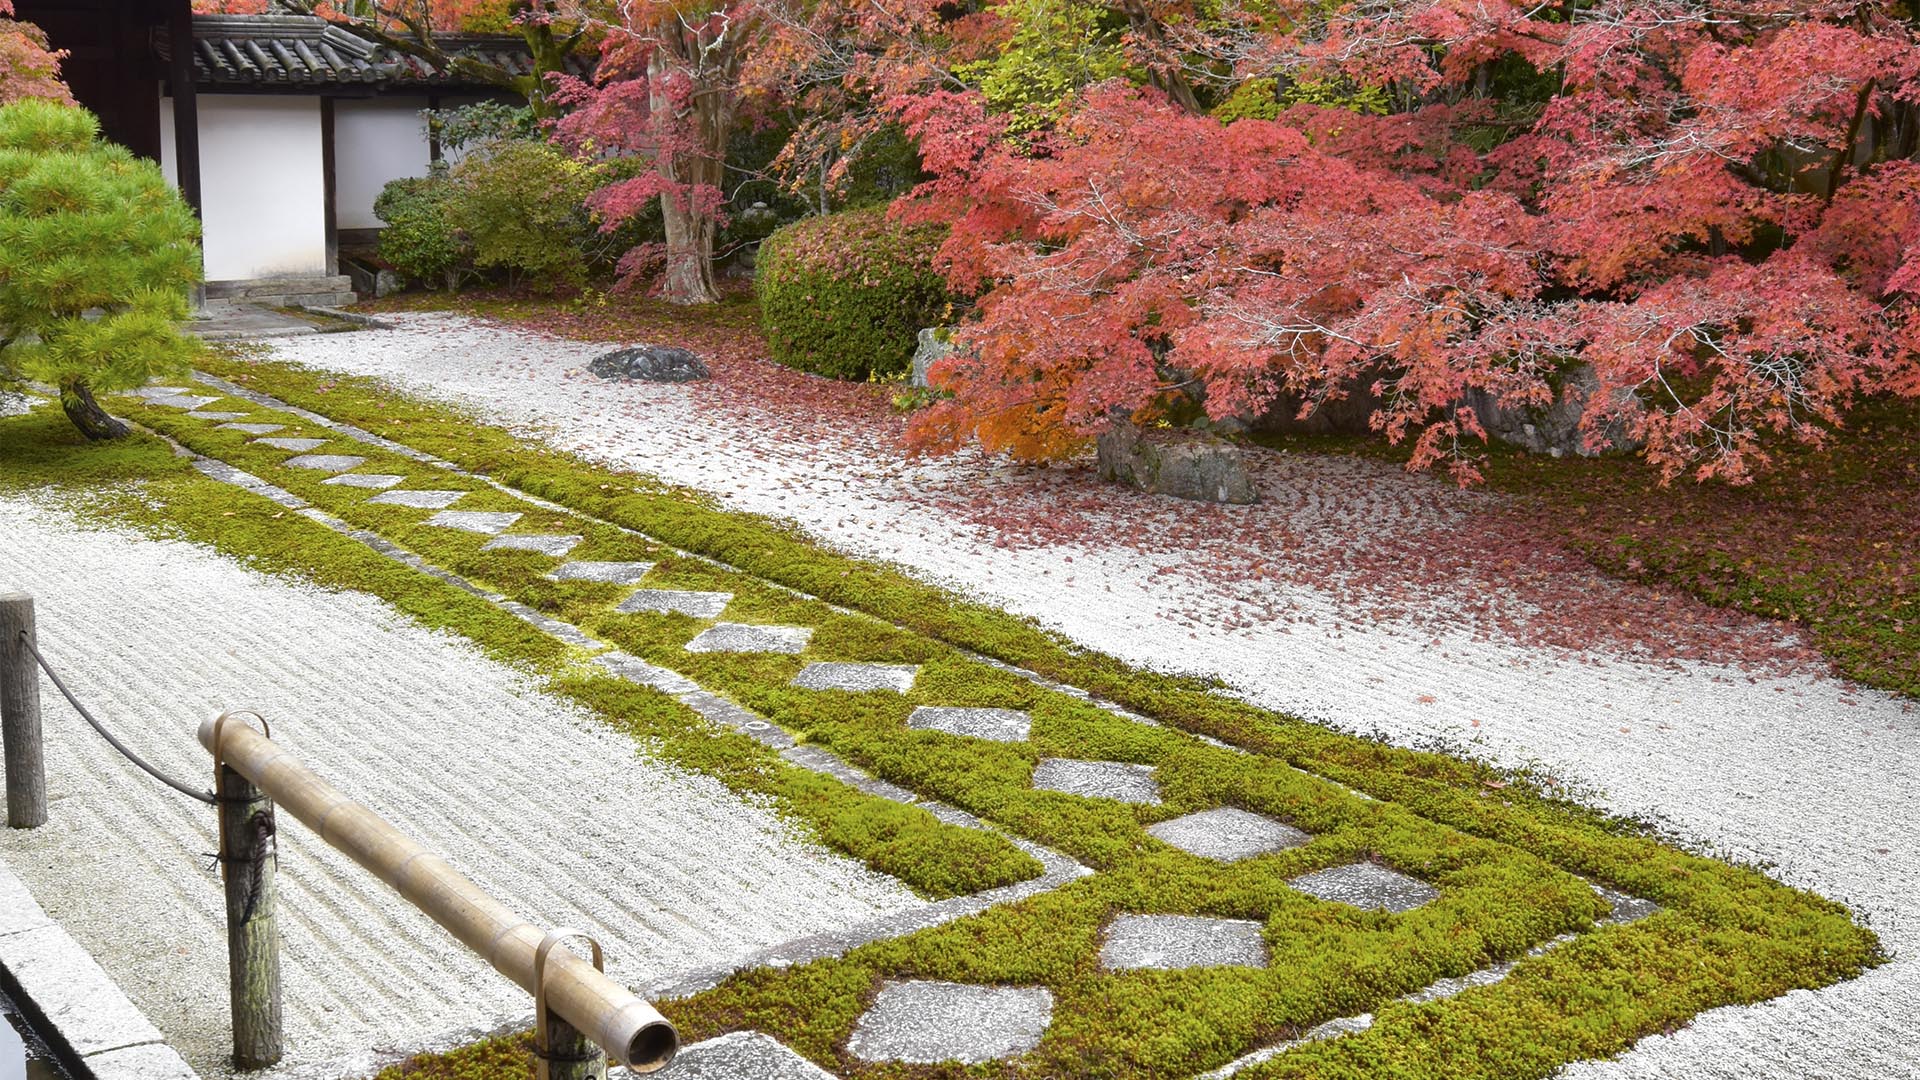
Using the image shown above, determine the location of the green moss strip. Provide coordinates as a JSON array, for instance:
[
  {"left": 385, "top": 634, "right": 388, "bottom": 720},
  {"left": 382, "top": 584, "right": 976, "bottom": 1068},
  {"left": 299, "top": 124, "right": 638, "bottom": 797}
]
[{"left": 95, "top": 362, "right": 1884, "bottom": 1079}]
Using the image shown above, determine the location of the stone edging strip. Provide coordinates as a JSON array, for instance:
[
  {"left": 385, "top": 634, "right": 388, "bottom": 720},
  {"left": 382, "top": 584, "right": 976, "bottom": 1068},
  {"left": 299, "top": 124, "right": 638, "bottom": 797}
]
[{"left": 0, "top": 862, "right": 200, "bottom": 1080}]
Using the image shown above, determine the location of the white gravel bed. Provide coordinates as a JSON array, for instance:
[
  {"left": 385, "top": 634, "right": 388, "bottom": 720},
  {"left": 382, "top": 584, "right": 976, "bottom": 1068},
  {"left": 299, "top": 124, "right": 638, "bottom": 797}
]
[
  {"left": 260, "top": 313, "right": 1920, "bottom": 1078},
  {"left": 0, "top": 493, "right": 923, "bottom": 1080}
]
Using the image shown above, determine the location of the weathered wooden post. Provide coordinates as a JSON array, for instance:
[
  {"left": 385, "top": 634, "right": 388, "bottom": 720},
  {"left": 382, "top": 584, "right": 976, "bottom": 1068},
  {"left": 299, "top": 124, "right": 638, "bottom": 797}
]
[
  {"left": 536, "top": 931, "right": 608, "bottom": 1080},
  {"left": 213, "top": 714, "right": 283, "bottom": 1070},
  {"left": 0, "top": 592, "right": 47, "bottom": 829}
]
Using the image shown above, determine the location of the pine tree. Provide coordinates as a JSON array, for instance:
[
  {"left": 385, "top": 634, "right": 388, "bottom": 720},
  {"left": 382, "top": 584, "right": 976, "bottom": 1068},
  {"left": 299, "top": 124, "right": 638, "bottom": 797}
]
[{"left": 0, "top": 100, "right": 202, "bottom": 440}]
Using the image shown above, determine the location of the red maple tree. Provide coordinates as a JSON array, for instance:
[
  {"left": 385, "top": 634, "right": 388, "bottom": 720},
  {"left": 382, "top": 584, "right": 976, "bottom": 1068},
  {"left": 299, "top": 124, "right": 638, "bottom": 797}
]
[
  {"left": 896, "top": 0, "right": 1920, "bottom": 483},
  {"left": 0, "top": 0, "right": 73, "bottom": 107}
]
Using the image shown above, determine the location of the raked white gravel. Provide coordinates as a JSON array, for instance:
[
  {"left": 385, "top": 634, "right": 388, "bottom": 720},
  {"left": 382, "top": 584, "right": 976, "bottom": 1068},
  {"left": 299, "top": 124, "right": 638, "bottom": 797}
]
[
  {"left": 0, "top": 493, "right": 924, "bottom": 1080},
  {"left": 263, "top": 313, "right": 1920, "bottom": 1079}
]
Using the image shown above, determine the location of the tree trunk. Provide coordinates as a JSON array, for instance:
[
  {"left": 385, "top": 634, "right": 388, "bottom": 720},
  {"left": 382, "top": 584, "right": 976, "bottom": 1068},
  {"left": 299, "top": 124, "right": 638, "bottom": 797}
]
[
  {"left": 650, "top": 50, "right": 728, "bottom": 306},
  {"left": 59, "top": 378, "right": 128, "bottom": 440}
]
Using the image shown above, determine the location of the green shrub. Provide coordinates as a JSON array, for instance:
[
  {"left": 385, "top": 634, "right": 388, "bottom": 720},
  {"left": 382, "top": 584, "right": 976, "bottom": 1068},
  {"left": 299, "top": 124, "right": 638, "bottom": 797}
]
[
  {"left": 374, "top": 172, "right": 466, "bottom": 288},
  {"left": 755, "top": 206, "right": 950, "bottom": 381},
  {"left": 0, "top": 100, "right": 200, "bottom": 440},
  {"left": 444, "top": 140, "right": 604, "bottom": 292}
]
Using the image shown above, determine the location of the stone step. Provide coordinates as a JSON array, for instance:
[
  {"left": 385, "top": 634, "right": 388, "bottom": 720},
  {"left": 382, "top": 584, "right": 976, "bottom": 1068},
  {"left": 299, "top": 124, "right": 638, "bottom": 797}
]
[{"left": 205, "top": 275, "right": 355, "bottom": 300}]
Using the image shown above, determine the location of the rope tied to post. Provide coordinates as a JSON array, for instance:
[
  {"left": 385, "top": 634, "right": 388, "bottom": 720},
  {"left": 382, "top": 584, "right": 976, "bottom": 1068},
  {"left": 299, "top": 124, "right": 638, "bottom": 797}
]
[{"left": 15, "top": 628, "right": 216, "bottom": 805}]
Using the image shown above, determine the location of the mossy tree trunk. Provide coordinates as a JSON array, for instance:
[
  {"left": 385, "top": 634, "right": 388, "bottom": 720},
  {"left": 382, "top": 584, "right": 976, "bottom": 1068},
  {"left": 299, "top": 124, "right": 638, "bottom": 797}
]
[{"left": 59, "top": 378, "right": 128, "bottom": 440}]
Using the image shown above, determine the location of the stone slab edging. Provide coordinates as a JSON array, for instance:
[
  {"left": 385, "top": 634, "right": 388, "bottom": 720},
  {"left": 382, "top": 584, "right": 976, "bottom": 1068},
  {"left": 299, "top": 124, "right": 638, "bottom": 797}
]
[{"left": 0, "top": 862, "right": 200, "bottom": 1080}]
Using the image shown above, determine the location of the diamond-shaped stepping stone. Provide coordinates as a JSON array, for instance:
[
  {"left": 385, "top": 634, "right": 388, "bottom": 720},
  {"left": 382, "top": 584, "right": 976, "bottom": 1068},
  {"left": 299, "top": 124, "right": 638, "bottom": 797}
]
[
  {"left": 255, "top": 437, "right": 330, "bottom": 452},
  {"left": 1594, "top": 883, "right": 1659, "bottom": 925},
  {"left": 549, "top": 561, "right": 657, "bottom": 585},
  {"left": 791, "top": 662, "right": 918, "bottom": 692},
  {"left": 283, "top": 454, "right": 367, "bottom": 472},
  {"left": 1290, "top": 861, "right": 1439, "bottom": 913},
  {"left": 1032, "top": 758, "right": 1161, "bottom": 804},
  {"left": 217, "top": 422, "right": 284, "bottom": 435},
  {"left": 423, "top": 509, "right": 521, "bottom": 535},
  {"left": 1147, "top": 807, "right": 1309, "bottom": 863},
  {"left": 368, "top": 489, "right": 468, "bottom": 509},
  {"left": 481, "top": 534, "right": 583, "bottom": 556},
  {"left": 1101, "top": 914, "right": 1268, "bottom": 970},
  {"left": 686, "top": 623, "right": 812, "bottom": 654},
  {"left": 671, "top": 1032, "right": 836, "bottom": 1080},
  {"left": 615, "top": 588, "right": 730, "bottom": 618},
  {"left": 908, "top": 706, "right": 1031, "bottom": 742},
  {"left": 321, "top": 473, "right": 406, "bottom": 490},
  {"left": 847, "top": 981, "right": 1053, "bottom": 1064},
  {"left": 187, "top": 410, "right": 250, "bottom": 421},
  {"left": 147, "top": 394, "right": 222, "bottom": 409},
  {"left": 131, "top": 386, "right": 188, "bottom": 398}
]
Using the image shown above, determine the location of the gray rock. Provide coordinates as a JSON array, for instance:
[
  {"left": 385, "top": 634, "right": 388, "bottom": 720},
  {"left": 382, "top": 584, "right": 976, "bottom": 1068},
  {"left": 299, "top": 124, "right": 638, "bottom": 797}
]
[
  {"left": 321, "top": 473, "right": 405, "bottom": 490},
  {"left": 1147, "top": 807, "right": 1309, "bottom": 862},
  {"left": 909, "top": 327, "right": 958, "bottom": 389},
  {"left": 367, "top": 489, "right": 468, "bottom": 509},
  {"left": 685, "top": 622, "right": 813, "bottom": 654},
  {"left": 616, "top": 588, "right": 731, "bottom": 618},
  {"left": 1100, "top": 914, "right": 1268, "bottom": 970},
  {"left": 1032, "top": 758, "right": 1161, "bottom": 804},
  {"left": 549, "top": 560, "right": 657, "bottom": 585},
  {"left": 480, "top": 533, "right": 583, "bottom": 556},
  {"left": 848, "top": 980, "right": 1053, "bottom": 1064},
  {"left": 422, "top": 509, "right": 521, "bottom": 535},
  {"left": 282, "top": 454, "right": 367, "bottom": 472},
  {"left": 1289, "top": 861, "right": 1439, "bottom": 913},
  {"left": 589, "top": 345, "right": 709, "bottom": 383},
  {"left": 1463, "top": 364, "right": 1641, "bottom": 459},
  {"left": 185, "top": 410, "right": 250, "bottom": 421},
  {"left": 908, "top": 706, "right": 1031, "bottom": 743},
  {"left": 254, "top": 436, "right": 329, "bottom": 452},
  {"left": 1096, "top": 423, "right": 1257, "bottom": 505},
  {"left": 217, "top": 422, "right": 284, "bottom": 435},
  {"left": 791, "top": 662, "right": 919, "bottom": 693}
]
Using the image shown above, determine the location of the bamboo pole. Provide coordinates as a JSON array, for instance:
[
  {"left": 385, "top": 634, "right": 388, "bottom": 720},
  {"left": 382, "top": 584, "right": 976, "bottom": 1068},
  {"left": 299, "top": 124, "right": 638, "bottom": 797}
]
[
  {"left": 196, "top": 716, "right": 678, "bottom": 1073},
  {"left": 0, "top": 592, "right": 46, "bottom": 829},
  {"left": 216, "top": 747, "right": 283, "bottom": 1069}
]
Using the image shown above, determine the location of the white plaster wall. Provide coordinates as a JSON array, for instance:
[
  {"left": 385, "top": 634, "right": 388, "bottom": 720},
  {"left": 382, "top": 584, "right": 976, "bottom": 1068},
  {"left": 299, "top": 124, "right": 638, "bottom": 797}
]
[
  {"left": 334, "top": 96, "right": 433, "bottom": 230},
  {"left": 162, "top": 95, "right": 328, "bottom": 281}
]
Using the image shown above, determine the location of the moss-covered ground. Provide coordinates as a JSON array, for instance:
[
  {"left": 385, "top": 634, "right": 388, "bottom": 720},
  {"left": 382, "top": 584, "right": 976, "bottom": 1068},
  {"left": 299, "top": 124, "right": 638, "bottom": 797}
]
[{"left": 2, "top": 362, "right": 1883, "bottom": 1080}]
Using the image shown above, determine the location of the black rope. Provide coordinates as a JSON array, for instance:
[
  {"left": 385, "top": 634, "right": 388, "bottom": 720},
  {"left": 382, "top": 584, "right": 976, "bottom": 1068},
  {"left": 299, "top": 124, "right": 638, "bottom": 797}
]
[{"left": 17, "top": 631, "right": 216, "bottom": 805}]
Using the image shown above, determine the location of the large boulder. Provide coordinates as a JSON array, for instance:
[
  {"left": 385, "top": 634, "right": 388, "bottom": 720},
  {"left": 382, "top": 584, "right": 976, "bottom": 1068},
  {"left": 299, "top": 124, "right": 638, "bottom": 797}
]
[
  {"left": 1096, "top": 423, "right": 1258, "bottom": 504},
  {"left": 1463, "top": 364, "right": 1640, "bottom": 458},
  {"left": 588, "top": 345, "right": 709, "bottom": 383},
  {"left": 909, "top": 327, "right": 958, "bottom": 389}
]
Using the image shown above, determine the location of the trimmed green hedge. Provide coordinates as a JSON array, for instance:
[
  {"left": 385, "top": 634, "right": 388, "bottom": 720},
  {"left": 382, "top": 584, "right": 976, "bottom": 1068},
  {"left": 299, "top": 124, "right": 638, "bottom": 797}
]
[{"left": 755, "top": 206, "right": 950, "bottom": 381}]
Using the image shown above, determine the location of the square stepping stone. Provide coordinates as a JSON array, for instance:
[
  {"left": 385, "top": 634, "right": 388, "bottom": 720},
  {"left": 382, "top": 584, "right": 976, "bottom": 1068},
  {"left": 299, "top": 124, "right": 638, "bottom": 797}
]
[
  {"left": 131, "top": 386, "right": 188, "bottom": 398},
  {"left": 1289, "top": 861, "right": 1439, "bottom": 913},
  {"left": 283, "top": 454, "right": 367, "bottom": 472},
  {"left": 671, "top": 1032, "right": 836, "bottom": 1080},
  {"left": 423, "top": 509, "right": 521, "bottom": 535},
  {"left": 368, "top": 489, "right": 469, "bottom": 510},
  {"left": 1032, "top": 758, "right": 1161, "bottom": 804},
  {"left": 1101, "top": 914, "right": 1268, "bottom": 970},
  {"left": 187, "top": 410, "right": 250, "bottom": 421},
  {"left": 791, "top": 662, "right": 919, "bottom": 692},
  {"left": 254, "top": 436, "right": 330, "bottom": 452},
  {"left": 847, "top": 980, "right": 1053, "bottom": 1064},
  {"left": 481, "top": 534, "right": 583, "bottom": 556},
  {"left": 908, "top": 706, "right": 1031, "bottom": 742},
  {"left": 1594, "top": 883, "right": 1660, "bottom": 925},
  {"left": 216, "top": 422, "right": 284, "bottom": 435},
  {"left": 549, "top": 561, "right": 657, "bottom": 585},
  {"left": 685, "top": 623, "right": 813, "bottom": 654},
  {"left": 616, "top": 588, "right": 730, "bottom": 617},
  {"left": 321, "top": 473, "right": 406, "bottom": 490},
  {"left": 1147, "top": 807, "right": 1309, "bottom": 862}
]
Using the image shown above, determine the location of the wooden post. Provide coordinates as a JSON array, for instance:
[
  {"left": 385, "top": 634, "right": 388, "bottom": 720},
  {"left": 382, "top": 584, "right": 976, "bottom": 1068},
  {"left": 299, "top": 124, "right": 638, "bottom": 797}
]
[
  {"left": 540, "top": 1013, "right": 608, "bottom": 1080},
  {"left": 216, "top": 753, "right": 282, "bottom": 1070},
  {"left": 0, "top": 592, "right": 46, "bottom": 830}
]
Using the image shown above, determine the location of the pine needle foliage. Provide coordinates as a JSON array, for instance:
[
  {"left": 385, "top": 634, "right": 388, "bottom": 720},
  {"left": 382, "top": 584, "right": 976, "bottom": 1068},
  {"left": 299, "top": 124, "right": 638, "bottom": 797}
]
[{"left": 0, "top": 100, "right": 201, "bottom": 439}]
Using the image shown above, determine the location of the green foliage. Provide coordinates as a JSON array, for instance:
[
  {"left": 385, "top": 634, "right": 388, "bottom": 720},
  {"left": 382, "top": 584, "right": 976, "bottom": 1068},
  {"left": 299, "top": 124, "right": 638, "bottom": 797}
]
[
  {"left": 374, "top": 173, "right": 467, "bottom": 288},
  {"left": 0, "top": 101, "right": 200, "bottom": 435},
  {"left": 422, "top": 100, "right": 537, "bottom": 155},
  {"left": 957, "top": 0, "right": 1127, "bottom": 132},
  {"left": 445, "top": 140, "right": 607, "bottom": 292},
  {"left": 1213, "top": 77, "right": 1392, "bottom": 123},
  {"left": 755, "top": 206, "right": 951, "bottom": 381}
]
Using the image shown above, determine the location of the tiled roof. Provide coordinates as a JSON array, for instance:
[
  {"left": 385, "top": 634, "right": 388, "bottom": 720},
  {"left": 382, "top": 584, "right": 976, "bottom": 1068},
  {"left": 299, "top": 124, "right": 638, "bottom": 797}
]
[{"left": 162, "top": 15, "right": 580, "bottom": 90}]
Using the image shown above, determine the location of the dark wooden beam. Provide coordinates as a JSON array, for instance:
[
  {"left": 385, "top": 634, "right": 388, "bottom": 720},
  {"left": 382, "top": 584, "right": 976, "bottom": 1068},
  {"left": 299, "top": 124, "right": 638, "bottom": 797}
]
[
  {"left": 166, "top": 0, "right": 202, "bottom": 216},
  {"left": 321, "top": 96, "right": 338, "bottom": 275}
]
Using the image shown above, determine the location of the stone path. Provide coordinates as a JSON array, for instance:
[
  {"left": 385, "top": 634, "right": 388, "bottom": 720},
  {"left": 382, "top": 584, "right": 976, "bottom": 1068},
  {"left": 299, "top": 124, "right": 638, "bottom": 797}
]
[
  {"left": 100, "top": 379, "right": 1679, "bottom": 1075},
  {"left": 256, "top": 314, "right": 1920, "bottom": 1079}
]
